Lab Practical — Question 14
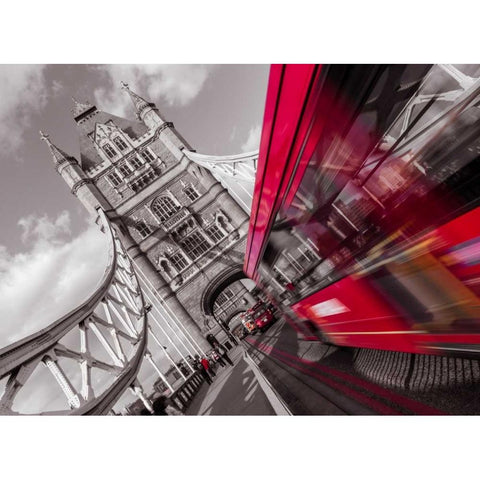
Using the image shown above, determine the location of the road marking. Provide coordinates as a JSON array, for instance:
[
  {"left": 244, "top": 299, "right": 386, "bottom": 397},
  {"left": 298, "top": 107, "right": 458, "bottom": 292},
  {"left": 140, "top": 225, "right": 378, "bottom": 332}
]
[{"left": 243, "top": 350, "right": 292, "bottom": 416}]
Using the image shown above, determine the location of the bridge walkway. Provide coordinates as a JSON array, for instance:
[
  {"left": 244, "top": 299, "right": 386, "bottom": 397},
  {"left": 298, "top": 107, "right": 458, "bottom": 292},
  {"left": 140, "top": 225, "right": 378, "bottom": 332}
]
[{"left": 185, "top": 345, "right": 287, "bottom": 416}]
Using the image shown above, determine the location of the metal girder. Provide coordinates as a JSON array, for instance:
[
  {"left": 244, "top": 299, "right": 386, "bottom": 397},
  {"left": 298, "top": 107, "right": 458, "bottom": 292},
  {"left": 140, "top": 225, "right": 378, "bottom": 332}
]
[
  {"left": 0, "top": 209, "right": 150, "bottom": 415},
  {"left": 183, "top": 149, "right": 258, "bottom": 213}
]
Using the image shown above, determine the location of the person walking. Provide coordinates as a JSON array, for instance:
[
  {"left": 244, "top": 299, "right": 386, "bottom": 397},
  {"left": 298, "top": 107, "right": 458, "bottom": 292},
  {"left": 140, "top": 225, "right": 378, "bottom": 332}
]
[
  {"left": 214, "top": 342, "right": 234, "bottom": 367},
  {"left": 152, "top": 395, "right": 184, "bottom": 416},
  {"left": 201, "top": 355, "right": 216, "bottom": 378},
  {"left": 210, "top": 349, "right": 226, "bottom": 368},
  {"left": 195, "top": 355, "right": 212, "bottom": 385}
]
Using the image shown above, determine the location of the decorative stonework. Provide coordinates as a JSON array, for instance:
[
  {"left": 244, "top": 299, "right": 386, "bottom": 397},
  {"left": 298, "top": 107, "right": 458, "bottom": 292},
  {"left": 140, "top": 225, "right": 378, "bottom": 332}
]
[{"left": 71, "top": 97, "right": 95, "bottom": 119}]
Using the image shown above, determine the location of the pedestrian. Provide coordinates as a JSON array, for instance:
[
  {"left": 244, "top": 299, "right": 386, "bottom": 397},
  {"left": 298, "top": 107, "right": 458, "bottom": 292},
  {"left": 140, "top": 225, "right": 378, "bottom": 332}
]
[
  {"left": 214, "top": 342, "right": 234, "bottom": 366},
  {"left": 152, "top": 395, "right": 183, "bottom": 415},
  {"left": 152, "top": 395, "right": 184, "bottom": 416},
  {"left": 152, "top": 396, "right": 168, "bottom": 415},
  {"left": 212, "top": 349, "right": 226, "bottom": 368},
  {"left": 201, "top": 355, "right": 216, "bottom": 377},
  {"left": 195, "top": 355, "right": 212, "bottom": 385}
]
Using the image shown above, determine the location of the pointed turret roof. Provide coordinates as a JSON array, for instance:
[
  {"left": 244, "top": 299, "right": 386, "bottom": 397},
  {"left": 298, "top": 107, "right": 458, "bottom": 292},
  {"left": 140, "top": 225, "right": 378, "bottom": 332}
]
[
  {"left": 71, "top": 97, "right": 96, "bottom": 120},
  {"left": 40, "top": 131, "right": 74, "bottom": 168},
  {"left": 120, "top": 81, "right": 154, "bottom": 118}
]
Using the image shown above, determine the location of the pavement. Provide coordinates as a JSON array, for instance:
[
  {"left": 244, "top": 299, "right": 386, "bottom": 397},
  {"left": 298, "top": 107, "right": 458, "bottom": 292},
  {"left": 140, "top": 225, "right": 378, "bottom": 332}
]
[{"left": 185, "top": 344, "right": 288, "bottom": 415}]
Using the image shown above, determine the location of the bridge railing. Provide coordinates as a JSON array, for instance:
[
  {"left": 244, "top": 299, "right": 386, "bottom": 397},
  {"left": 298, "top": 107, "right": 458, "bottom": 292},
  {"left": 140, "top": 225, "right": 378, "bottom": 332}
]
[{"left": 169, "top": 371, "right": 205, "bottom": 412}]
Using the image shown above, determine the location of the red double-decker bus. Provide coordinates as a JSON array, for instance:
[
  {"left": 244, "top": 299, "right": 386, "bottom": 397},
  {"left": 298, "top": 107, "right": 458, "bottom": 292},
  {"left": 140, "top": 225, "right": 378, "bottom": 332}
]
[{"left": 244, "top": 64, "right": 480, "bottom": 356}]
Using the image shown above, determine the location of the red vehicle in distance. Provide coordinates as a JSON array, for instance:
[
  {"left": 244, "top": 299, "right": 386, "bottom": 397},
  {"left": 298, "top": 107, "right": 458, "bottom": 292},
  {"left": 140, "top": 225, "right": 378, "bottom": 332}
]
[{"left": 245, "top": 301, "right": 276, "bottom": 334}]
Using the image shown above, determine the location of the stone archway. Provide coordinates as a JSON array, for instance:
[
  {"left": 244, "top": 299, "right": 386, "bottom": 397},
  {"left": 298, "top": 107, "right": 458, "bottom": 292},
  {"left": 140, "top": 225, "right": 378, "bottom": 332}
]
[{"left": 201, "top": 266, "right": 247, "bottom": 317}]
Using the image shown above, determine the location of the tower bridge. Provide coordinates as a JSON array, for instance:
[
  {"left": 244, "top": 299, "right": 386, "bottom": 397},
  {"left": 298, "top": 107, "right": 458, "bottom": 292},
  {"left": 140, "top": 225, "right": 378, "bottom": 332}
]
[
  {"left": 3, "top": 64, "right": 480, "bottom": 415},
  {"left": 0, "top": 82, "right": 260, "bottom": 415}
]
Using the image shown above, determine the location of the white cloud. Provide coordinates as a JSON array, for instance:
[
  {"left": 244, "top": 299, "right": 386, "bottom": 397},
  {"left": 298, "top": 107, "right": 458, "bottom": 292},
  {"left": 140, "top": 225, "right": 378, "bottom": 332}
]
[
  {"left": 0, "top": 212, "right": 108, "bottom": 349},
  {"left": 51, "top": 79, "right": 64, "bottom": 96},
  {"left": 241, "top": 124, "right": 262, "bottom": 152},
  {"left": 229, "top": 126, "right": 237, "bottom": 142},
  {"left": 93, "top": 64, "right": 215, "bottom": 117},
  {"left": 0, "top": 65, "right": 48, "bottom": 154},
  {"left": 18, "top": 210, "right": 71, "bottom": 245}
]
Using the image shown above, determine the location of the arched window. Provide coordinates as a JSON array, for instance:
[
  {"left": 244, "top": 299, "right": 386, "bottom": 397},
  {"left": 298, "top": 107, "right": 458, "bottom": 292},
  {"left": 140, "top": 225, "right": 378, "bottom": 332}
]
[
  {"left": 102, "top": 143, "right": 116, "bottom": 159},
  {"left": 151, "top": 196, "right": 179, "bottom": 222},
  {"left": 113, "top": 136, "right": 128, "bottom": 151},
  {"left": 159, "top": 259, "right": 172, "bottom": 278},
  {"left": 217, "top": 213, "right": 231, "bottom": 233}
]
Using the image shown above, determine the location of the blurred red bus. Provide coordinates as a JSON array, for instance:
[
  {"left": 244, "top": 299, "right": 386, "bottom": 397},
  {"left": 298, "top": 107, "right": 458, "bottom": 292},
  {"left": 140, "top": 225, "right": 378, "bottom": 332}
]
[{"left": 244, "top": 64, "right": 480, "bottom": 356}]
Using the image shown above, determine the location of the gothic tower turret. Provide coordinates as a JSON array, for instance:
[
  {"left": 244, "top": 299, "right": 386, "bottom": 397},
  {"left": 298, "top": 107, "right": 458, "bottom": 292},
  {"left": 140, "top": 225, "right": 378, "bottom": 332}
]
[
  {"left": 40, "top": 131, "right": 111, "bottom": 217},
  {"left": 120, "top": 81, "right": 164, "bottom": 130}
]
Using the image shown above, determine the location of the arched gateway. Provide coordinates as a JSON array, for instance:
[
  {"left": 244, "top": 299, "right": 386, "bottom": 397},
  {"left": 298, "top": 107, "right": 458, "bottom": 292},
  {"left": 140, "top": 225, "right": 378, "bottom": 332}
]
[{"left": 201, "top": 266, "right": 246, "bottom": 317}]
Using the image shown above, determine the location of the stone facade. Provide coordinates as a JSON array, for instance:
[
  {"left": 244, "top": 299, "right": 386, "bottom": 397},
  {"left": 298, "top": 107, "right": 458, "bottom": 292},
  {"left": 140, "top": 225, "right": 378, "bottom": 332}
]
[{"left": 43, "top": 85, "right": 250, "bottom": 351}]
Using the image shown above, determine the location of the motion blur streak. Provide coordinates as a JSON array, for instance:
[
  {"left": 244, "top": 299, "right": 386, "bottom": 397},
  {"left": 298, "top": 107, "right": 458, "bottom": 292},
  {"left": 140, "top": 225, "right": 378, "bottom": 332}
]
[
  {"left": 244, "top": 64, "right": 480, "bottom": 357},
  {"left": 246, "top": 338, "right": 445, "bottom": 415}
]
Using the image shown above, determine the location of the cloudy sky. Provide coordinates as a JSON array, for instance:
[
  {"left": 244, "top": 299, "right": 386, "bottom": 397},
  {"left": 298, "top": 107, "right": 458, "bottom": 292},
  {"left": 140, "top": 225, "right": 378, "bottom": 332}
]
[{"left": 0, "top": 64, "right": 269, "bottom": 412}]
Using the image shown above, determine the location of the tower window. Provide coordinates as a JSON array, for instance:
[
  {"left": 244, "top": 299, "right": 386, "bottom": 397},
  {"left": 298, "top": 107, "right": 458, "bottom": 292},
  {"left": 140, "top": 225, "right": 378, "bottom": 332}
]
[
  {"left": 103, "top": 143, "right": 116, "bottom": 159},
  {"left": 140, "top": 149, "right": 155, "bottom": 162},
  {"left": 136, "top": 220, "right": 152, "bottom": 239},
  {"left": 170, "top": 251, "right": 189, "bottom": 272},
  {"left": 216, "top": 288, "right": 234, "bottom": 306},
  {"left": 130, "top": 156, "right": 143, "bottom": 169},
  {"left": 180, "top": 231, "right": 210, "bottom": 259},
  {"left": 113, "top": 136, "right": 128, "bottom": 151},
  {"left": 119, "top": 163, "right": 133, "bottom": 177},
  {"left": 206, "top": 224, "right": 225, "bottom": 243},
  {"left": 184, "top": 185, "right": 199, "bottom": 202},
  {"left": 151, "top": 196, "right": 179, "bottom": 222},
  {"left": 108, "top": 171, "right": 122, "bottom": 187}
]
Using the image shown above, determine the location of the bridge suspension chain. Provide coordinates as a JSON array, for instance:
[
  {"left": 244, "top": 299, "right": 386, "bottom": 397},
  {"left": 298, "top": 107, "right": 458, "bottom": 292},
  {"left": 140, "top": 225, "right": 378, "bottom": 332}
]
[{"left": 183, "top": 149, "right": 258, "bottom": 213}]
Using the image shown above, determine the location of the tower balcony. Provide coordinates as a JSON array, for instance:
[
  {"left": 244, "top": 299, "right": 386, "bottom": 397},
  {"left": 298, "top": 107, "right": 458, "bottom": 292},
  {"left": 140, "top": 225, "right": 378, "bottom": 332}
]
[
  {"left": 125, "top": 162, "right": 160, "bottom": 193},
  {"left": 161, "top": 207, "right": 190, "bottom": 232}
]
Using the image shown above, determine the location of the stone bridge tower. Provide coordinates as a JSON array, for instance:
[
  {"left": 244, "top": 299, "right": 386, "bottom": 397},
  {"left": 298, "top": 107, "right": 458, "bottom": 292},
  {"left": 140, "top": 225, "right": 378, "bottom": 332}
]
[{"left": 42, "top": 83, "right": 250, "bottom": 350}]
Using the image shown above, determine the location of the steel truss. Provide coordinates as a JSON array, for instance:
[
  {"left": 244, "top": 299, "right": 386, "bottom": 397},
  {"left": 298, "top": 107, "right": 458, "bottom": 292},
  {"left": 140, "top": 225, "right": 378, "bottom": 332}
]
[
  {"left": 0, "top": 210, "right": 154, "bottom": 415},
  {"left": 366, "top": 65, "right": 480, "bottom": 169},
  {"left": 183, "top": 149, "right": 258, "bottom": 213}
]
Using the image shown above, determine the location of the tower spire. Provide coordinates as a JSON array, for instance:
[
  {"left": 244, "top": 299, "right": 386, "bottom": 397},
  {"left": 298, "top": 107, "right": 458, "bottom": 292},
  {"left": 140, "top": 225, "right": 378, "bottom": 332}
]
[
  {"left": 120, "top": 81, "right": 152, "bottom": 117},
  {"left": 40, "top": 131, "right": 74, "bottom": 168},
  {"left": 120, "top": 81, "right": 165, "bottom": 128},
  {"left": 71, "top": 97, "right": 96, "bottom": 120}
]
